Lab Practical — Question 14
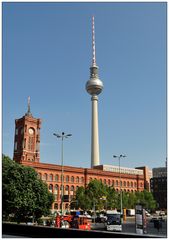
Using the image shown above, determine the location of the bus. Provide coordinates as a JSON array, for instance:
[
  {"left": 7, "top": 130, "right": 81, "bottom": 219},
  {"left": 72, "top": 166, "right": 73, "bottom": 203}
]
[{"left": 106, "top": 210, "right": 122, "bottom": 232}]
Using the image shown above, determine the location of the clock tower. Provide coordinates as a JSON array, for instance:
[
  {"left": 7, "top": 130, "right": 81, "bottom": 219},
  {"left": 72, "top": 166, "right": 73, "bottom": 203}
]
[{"left": 13, "top": 97, "right": 41, "bottom": 163}]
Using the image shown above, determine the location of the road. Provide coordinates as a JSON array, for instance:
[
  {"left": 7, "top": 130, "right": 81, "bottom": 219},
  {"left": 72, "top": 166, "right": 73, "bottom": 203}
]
[{"left": 91, "top": 216, "right": 167, "bottom": 237}]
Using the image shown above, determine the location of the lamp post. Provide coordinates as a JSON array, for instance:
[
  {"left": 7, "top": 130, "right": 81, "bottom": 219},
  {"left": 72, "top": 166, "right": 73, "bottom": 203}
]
[
  {"left": 53, "top": 132, "right": 72, "bottom": 216},
  {"left": 113, "top": 155, "right": 126, "bottom": 215}
]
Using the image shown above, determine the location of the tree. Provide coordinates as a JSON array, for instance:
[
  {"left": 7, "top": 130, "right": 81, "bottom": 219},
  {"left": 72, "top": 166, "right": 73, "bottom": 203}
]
[
  {"left": 2, "top": 155, "right": 54, "bottom": 222},
  {"left": 135, "top": 190, "right": 156, "bottom": 210},
  {"left": 75, "top": 179, "right": 157, "bottom": 212},
  {"left": 76, "top": 179, "right": 118, "bottom": 211}
]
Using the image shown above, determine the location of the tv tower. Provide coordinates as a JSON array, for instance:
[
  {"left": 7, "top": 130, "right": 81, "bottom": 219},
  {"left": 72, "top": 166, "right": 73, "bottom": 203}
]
[{"left": 86, "top": 16, "right": 104, "bottom": 168}]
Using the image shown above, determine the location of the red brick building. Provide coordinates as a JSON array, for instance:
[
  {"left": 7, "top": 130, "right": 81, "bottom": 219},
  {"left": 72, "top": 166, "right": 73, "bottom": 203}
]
[{"left": 13, "top": 104, "right": 150, "bottom": 212}]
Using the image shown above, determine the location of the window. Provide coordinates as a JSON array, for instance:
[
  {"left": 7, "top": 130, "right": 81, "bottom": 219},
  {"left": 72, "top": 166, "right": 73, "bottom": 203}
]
[
  {"left": 49, "top": 174, "right": 53, "bottom": 181},
  {"left": 43, "top": 173, "right": 48, "bottom": 181},
  {"left": 49, "top": 184, "right": 53, "bottom": 192},
  {"left": 55, "top": 175, "right": 59, "bottom": 182},
  {"left": 131, "top": 182, "right": 133, "bottom": 187},
  {"left": 76, "top": 177, "right": 79, "bottom": 183},
  {"left": 81, "top": 177, "right": 84, "bottom": 183},
  {"left": 55, "top": 185, "right": 59, "bottom": 191},
  {"left": 15, "top": 128, "right": 18, "bottom": 135},
  {"left": 124, "top": 181, "right": 126, "bottom": 187},
  {"left": 70, "top": 186, "right": 74, "bottom": 191},
  {"left": 65, "top": 185, "right": 69, "bottom": 191},
  {"left": 71, "top": 176, "right": 74, "bottom": 183},
  {"left": 14, "top": 142, "right": 17, "bottom": 150},
  {"left": 116, "top": 180, "right": 118, "bottom": 186},
  {"left": 28, "top": 137, "right": 34, "bottom": 151},
  {"left": 54, "top": 203, "right": 58, "bottom": 209},
  {"left": 108, "top": 179, "right": 111, "bottom": 185},
  {"left": 24, "top": 139, "right": 26, "bottom": 148},
  {"left": 104, "top": 179, "right": 106, "bottom": 184},
  {"left": 66, "top": 176, "right": 69, "bottom": 183}
]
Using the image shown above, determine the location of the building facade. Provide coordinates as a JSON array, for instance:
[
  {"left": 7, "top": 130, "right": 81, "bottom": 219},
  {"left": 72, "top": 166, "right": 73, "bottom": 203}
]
[
  {"left": 13, "top": 102, "right": 150, "bottom": 212},
  {"left": 150, "top": 167, "right": 167, "bottom": 209}
]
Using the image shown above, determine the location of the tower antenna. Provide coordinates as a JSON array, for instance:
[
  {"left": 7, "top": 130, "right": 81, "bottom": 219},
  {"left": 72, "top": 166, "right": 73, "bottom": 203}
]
[{"left": 92, "top": 16, "right": 96, "bottom": 67}]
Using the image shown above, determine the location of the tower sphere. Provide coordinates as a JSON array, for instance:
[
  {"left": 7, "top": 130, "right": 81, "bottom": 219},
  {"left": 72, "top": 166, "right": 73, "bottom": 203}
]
[{"left": 86, "top": 74, "right": 103, "bottom": 95}]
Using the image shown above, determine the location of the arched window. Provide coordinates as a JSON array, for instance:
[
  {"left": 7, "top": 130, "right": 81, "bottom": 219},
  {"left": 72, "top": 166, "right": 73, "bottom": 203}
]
[
  {"left": 71, "top": 176, "right": 74, "bottom": 183},
  {"left": 127, "top": 181, "right": 129, "bottom": 187},
  {"left": 66, "top": 175, "right": 69, "bottom": 183},
  {"left": 116, "top": 180, "right": 118, "bottom": 186},
  {"left": 76, "top": 186, "right": 79, "bottom": 191},
  {"left": 70, "top": 185, "right": 74, "bottom": 191},
  {"left": 108, "top": 179, "right": 111, "bottom": 185},
  {"left": 120, "top": 181, "right": 122, "bottom": 187},
  {"left": 65, "top": 185, "right": 69, "bottom": 191},
  {"left": 54, "top": 203, "right": 58, "bottom": 209},
  {"left": 49, "top": 174, "right": 53, "bottom": 181},
  {"left": 131, "top": 182, "right": 133, "bottom": 187},
  {"left": 55, "top": 184, "right": 59, "bottom": 191},
  {"left": 134, "top": 182, "right": 137, "bottom": 188},
  {"left": 55, "top": 175, "right": 59, "bottom": 182},
  {"left": 104, "top": 179, "right": 106, "bottom": 184},
  {"left": 43, "top": 173, "right": 48, "bottom": 181},
  {"left": 60, "top": 185, "right": 64, "bottom": 191},
  {"left": 49, "top": 184, "right": 53, "bottom": 192},
  {"left": 112, "top": 180, "right": 114, "bottom": 186},
  {"left": 76, "top": 177, "right": 79, "bottom": 183},
  {"left": 124, "top": 181, "right": 126, "bottom": 187},
  {"left": 81, "top": 177, "right": 84, "bottom": 183}
]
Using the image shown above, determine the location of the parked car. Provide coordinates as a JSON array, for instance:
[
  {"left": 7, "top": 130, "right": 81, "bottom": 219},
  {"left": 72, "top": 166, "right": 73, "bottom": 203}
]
[
  {"left": 145, "top": 210, "right": 151, "bottom": 217},
  {"left": 159, "top": 211, "right": 165, "bottom": 216}
]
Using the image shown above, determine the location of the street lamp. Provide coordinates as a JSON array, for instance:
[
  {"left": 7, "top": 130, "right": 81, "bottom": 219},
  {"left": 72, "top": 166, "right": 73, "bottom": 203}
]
[
  {"left": 113, "top": 154, "right": 126, "bottom": 215},
  {"left": 53, "top": 132, "right": 72, "bottom": 216}
]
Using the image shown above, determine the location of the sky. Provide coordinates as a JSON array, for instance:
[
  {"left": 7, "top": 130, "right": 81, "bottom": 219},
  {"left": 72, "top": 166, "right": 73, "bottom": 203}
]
[{"left": 2, "top": 2, "right": 167, "bottom": 170}]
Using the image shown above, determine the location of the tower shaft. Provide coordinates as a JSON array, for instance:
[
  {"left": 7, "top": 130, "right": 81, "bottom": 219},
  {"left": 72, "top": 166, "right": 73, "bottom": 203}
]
[{"left": 91, "top": 95, "right": 100, "bottom": 167}]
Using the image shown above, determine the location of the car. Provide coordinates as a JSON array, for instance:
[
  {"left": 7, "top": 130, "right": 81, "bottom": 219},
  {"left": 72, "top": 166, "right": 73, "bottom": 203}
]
[
  {"left": 159, "top": 211, "right": 165, "bottom": 216},
  {"left": 145, "top": 210, "right": 151, "bottom": 217},
  {"left": 150, "top": 215, "right": 159, "bottom": 222}
]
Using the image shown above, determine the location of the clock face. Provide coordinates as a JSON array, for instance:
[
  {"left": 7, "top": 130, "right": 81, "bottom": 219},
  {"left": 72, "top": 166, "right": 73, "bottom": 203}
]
[{"left": 29, "top": 128, "right": 34, "bottom": 135}]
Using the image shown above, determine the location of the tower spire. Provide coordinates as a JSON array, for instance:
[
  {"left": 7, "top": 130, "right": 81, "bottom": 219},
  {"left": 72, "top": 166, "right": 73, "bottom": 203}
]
[
  {"left": 25, "top": 96, "right": 32, "bottom": 117},
  {"left": 92, "top": 16, "right": 96, "bottom": 67}
]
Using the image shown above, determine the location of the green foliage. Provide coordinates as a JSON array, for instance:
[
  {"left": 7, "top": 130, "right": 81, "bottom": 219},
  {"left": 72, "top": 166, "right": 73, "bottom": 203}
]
[
  {"left": 2, "top": 154, "right": 54, "bottom": 222},
  {"left": 135, "top": 190, "right": 157, "bottom": 210},
  {"left": 75, "top": 179, "right": 157, "bottom": 212}
]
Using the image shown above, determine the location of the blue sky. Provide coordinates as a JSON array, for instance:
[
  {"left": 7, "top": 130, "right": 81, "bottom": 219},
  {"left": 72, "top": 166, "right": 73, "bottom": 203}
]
[{"left": 3, "top": 2, "right": 166, "bottom": 170}]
